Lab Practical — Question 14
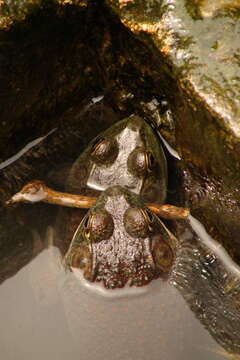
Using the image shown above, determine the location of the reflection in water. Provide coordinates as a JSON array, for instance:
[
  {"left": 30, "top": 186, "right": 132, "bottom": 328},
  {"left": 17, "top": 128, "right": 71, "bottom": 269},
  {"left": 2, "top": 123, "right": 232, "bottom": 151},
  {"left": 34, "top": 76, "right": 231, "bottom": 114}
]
[
  {"left": 171, "top": 216, "right": 240, "bottom": 356},
  {"left": 0, "top": 247, "right": 77, "bottom": 360},
  {"left": 0, "top": 223, "right": 233, "bottom": 360}
]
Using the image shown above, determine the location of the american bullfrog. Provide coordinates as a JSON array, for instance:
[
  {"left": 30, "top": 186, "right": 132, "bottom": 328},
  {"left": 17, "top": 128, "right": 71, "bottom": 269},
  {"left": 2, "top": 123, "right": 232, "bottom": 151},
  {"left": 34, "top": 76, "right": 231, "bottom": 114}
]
[{"left": 7, "top": 115, "right": 188, "bottom": 289}]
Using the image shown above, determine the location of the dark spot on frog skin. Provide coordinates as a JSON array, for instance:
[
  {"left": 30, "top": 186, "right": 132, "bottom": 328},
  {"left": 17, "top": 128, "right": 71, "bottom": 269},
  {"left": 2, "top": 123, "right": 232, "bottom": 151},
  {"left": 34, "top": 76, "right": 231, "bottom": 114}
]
[
  {"left": 151, "top": 235, "right": 174, "bottom": 272},
  {"left": 63, "top": 116, "right": 169, "bottom": 288},
  {"left": 83, "top": 210, "right": 114, "bottom": 243},
  {"left": 90, "top": 137, "right": 119, "bottom": 165},
  {"left": 67, "top": 244, "right": 93, "bottom": 281},
  {"left": 127, "top": 147, "right": 156, "bottom": 177},
  {"left": 65, "top": 186, "right": 174, "bottom": 289},
  {"left": 123, "top": 207, "right": 154, "bottom": 238},
  {"left": 68, "top": 114, "right": 167, "bottom": 204}
]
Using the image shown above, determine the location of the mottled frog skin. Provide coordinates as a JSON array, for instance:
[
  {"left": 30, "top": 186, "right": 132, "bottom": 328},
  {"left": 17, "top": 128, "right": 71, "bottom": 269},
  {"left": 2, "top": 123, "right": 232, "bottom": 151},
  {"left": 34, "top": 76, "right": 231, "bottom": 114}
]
[
  {"left": 64, "top": 115, "right": 175, "bottom": 289},
  {"left": 67, "top": 115, "right": 167, "bottom": 203},
  {"left": 65, "top": 186, "right": 176, "bottom": 289}
]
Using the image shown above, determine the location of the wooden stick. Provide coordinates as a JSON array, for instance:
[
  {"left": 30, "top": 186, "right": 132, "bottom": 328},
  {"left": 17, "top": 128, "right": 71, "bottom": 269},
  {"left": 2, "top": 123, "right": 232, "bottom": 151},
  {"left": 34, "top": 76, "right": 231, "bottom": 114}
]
[
  {"left": 147, "top": 203, "right": 189, "bottom": 219},
  {"left": 6, "top": 180, "right": 189, "bottom": 219},
  {"left": 5, "top": 180, "right": 96, "bottom": 209}
]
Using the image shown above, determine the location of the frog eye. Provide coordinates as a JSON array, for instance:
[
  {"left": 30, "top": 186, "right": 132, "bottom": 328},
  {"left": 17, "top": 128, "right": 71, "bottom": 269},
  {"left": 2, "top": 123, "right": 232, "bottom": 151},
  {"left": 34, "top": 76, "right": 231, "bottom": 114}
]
[
  {"left": 83, "top": 210, "right": 114, "bottom": 243},
  {"left": 152, "top": 236, "right": 174, "bottom": 272},
  {"left": 123, "top": 207, "right": 155, "bottom": 238},
  {"left": 127, "top": 148, "right": 155, "bottom": 177},
  {"left": 90, "top": 137, "right": 118, "bottom": 165}
]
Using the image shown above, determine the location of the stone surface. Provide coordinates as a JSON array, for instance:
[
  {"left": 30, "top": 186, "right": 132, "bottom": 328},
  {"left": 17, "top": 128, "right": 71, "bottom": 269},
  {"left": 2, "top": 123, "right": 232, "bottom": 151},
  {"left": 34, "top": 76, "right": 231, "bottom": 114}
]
[
  {"left": 106, "top": 0, "right": 240, "bottom": 179},
  {"left": 106, "top": 0, "right": 240, "bottom": 261},
  {"left": 0, "top": 0, "right": 89, "bottom": 29}
]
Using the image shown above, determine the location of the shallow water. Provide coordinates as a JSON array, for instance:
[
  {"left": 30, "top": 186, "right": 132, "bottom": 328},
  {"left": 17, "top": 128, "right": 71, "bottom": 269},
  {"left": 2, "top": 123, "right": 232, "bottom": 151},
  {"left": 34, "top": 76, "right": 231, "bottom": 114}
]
[
  {"left": 0, "top": 222, "right": 236, "bottom": 360},
  {"left": 1, "top": 112, "right": 240, "bottom": 360},
  {"left": 171, "top": 216, "right": 240, "bottom": 356}
]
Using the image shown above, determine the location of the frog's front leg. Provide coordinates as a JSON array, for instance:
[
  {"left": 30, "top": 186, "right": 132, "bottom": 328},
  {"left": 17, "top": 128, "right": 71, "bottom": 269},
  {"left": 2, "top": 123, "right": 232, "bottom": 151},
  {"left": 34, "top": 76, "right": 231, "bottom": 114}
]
[{"left": 6, "top": 180, "right": 189, "bottom": 220}]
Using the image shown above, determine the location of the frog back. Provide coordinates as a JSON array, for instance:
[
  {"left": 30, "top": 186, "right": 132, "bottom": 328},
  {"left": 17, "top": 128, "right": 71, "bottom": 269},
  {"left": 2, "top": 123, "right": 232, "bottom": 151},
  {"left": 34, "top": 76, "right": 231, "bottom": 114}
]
[{"left": 67, "top": 115, "right": 167, "bottom": 204}]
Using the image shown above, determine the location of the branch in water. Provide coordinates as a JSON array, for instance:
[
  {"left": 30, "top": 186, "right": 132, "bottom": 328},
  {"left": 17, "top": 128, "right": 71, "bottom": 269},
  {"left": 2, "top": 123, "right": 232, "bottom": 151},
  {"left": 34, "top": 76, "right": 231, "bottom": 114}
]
[
  {"left": 6, "top": 180, "right": 189, "bottom": 219},
  {"left": 147, "top": 203, "right": 189, "bottom": 219},
  {"left": 5, "top": 180, "right": 96, "bottom": 209}
]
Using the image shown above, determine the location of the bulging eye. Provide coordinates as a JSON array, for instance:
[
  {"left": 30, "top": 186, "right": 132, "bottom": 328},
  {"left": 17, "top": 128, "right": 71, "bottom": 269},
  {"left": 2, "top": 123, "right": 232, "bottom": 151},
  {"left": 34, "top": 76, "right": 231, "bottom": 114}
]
[
  {"left": 90, "top": 137, "right": 118, "bottom": 165},
  {"left": 152, "top": 236, "right": 174, "bottom": 272},
  {"left": 83, "top": 210, "right": 114, "bottom": 243},
  {"left": 127, "top": 148, "right": 155, "bottom": 177},
  {"left": 123, "top": 207, "right": 155, "bottom": 238}
]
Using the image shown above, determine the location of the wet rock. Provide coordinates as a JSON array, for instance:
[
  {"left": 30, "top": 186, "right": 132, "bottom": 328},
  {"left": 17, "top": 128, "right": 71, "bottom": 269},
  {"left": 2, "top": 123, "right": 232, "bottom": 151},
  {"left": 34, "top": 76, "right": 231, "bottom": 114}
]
[
  {"left": 0, "top": 1, "right": 169, "bottom": 282},
  {"left": 171, "top": 218, "right": 240, "bottom": 355},
  {"left": 0, "top": 2, "right": 167, "bottom": 165},
  {"left": 0, "top": 0, "right": 89, "bottom": 29},
  {"left": 1, "top": 0, "right": 240, "bottom": 281},
  {"left": 106, "top": 0, "right": 240, "bottom": 261}
]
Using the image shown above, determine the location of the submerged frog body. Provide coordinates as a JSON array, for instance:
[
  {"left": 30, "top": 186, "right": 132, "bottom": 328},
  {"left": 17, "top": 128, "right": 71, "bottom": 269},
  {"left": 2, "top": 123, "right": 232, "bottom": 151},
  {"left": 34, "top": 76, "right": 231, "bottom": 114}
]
[
  {"left": 65, "top": 186, "right": 176, "bottom": 289},
  {"left": 8, "top": 115, "right": 183, "bottom": 289},
  {"left": 67, "top": 114, "right": 167, "bottom": 204},
  {"left": 63, "top": 115, "right": 174, "bottom": 288}
]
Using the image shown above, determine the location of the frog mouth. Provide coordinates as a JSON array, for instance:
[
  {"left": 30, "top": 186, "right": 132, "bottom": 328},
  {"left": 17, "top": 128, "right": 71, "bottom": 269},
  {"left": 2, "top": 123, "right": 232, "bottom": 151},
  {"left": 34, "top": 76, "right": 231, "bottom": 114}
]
[
  {"left": 66, "top": 242, "right": 169, "bottom": 289},
  {"left": 93, "top": 261, "right": 158, "bottom": 289}
]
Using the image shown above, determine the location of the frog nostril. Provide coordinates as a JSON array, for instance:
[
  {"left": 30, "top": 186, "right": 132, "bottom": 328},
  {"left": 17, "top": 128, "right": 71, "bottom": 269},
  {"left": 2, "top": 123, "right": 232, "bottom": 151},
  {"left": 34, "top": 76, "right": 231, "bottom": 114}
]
[{"left": 90, "top": 137, "right": 118, "bottom": 165}]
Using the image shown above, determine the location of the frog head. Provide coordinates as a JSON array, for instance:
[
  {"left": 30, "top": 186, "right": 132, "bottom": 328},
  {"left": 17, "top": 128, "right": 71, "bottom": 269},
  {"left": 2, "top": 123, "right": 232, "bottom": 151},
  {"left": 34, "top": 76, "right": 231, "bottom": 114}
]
[{"left": 65, "top": 186, "right": 175, "bottom": 289}]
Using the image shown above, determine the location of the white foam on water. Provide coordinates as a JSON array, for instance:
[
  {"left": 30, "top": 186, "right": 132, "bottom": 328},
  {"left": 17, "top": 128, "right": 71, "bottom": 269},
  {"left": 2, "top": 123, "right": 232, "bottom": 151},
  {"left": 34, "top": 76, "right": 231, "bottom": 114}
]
[{"left": 70, "top": 266, "right": 160, "bottom": 300}]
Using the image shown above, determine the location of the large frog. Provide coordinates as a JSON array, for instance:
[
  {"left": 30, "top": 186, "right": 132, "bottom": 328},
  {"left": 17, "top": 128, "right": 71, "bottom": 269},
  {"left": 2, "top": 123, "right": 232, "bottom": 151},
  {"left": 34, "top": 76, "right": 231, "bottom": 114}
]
[{"left": 7, "top": 115, "right": 187, "bottom": 289}]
